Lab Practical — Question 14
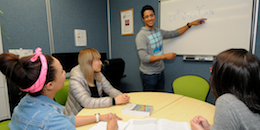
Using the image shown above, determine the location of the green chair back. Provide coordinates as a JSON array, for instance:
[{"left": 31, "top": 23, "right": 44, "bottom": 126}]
[
  {"left": 172, "top": 75, "right": 210, "bottom": 101},
  {"left": 55, "top": 79, "right": 70, "bottom": 106},
  {"left": 0, "top": 119, "right": 10, "bottom": 130}
]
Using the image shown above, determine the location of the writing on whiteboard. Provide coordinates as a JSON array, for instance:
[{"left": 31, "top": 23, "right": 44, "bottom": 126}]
[{"left": 169, "top": 5, "right": 214, "bottom": 22}]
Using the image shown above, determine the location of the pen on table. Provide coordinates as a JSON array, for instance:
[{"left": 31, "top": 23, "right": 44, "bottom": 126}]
[{"left": 107, "top": 106, "right": 113, "bottom": 117}]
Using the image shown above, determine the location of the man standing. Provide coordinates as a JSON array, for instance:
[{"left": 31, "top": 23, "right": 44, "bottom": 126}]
[{"left": 136, "top": 5, "right": 206, "bottom": 92}]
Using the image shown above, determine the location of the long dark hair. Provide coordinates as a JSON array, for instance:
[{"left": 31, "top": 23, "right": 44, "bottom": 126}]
[
  {"left": 210, "top": 48, "right": 260, "bottom": 114},
  {"left": 0, "top": 53, "right": 56, "bottom": 96}
]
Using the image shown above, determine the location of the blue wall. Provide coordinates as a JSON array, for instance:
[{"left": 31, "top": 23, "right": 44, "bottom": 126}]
[
  {"left": 1, "top": 0, "right": 109, "bottom": 55},
  {"left": 110, "top": 0, "right": 215, "bottom": 104},
  {"left": 0, "top": 0, "right": 50, "bottom": 54},
  {"left": 50, "top": 0, "right": 109, "bottom": 53},
  {"left": 109, "top": 0, "right": 260, "bottom": 104},
  {"left": 1, "top": 0, "right": 260, "bottom": 105},
  {"left": 109, "top": 0, "right": 156, "bottom": 93}
]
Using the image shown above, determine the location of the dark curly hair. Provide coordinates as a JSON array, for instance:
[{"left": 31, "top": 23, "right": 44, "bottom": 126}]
[{"left": 141, "top": 5, "right": 155, "bottom": 18}]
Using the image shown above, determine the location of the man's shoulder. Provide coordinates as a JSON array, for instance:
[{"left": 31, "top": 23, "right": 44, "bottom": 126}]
[
  {"left": 136, "top": 27, "right": 150, "bottom": 38},
  {"left": 136, "top": 27, "right": 145, "bottom": 34}
]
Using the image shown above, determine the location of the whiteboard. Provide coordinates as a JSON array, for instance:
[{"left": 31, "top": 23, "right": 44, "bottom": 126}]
[{"left": 160, "top": 0, "right": 256, "bottom": 55}]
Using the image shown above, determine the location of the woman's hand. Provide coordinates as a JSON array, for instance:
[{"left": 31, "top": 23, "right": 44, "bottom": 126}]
[
  {"left": 190, "top": 116, "right": 212, "bottom": 130},
  {"left": 115, "top": 93, "right": 130, "bottom": 105},
  {"left": 107, "top": 114, "right": 118, "bottom": 130}
]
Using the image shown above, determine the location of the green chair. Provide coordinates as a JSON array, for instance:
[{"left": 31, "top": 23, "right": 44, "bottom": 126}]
[
  {"left": 172, "top": 75, "right": 210, "bottom": 101},
  {"left": 0, "top": 119, "right": 10, "bottom": 130},
  {"left": 55, "top": 79, "right": 70, "bottom": 106}
]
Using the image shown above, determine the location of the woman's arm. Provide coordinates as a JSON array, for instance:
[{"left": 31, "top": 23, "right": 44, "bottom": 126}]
[
  {"left": 75, "top": 114, "right": 122, "bottom": 127},
  {"left": 99, "top": 73, "right": 123, "bottom": 97},
  {"left": 100, "top": 73, "right": 130, "bottom": 105},
  {"left": 69, "top": 70, "right": 114, "bottom": 108}
]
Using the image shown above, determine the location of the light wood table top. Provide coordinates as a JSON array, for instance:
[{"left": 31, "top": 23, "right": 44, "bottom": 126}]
[
  {"left": 150, "top": 96, "right": 215, "bottom": 125},
  {"left": 76, "top": 92, "right": 215, "bottom": 130}
]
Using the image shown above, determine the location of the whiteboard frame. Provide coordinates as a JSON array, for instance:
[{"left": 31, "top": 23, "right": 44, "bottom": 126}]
[{"left": 251, "top": 0, "right": 259, "bottom": 54}]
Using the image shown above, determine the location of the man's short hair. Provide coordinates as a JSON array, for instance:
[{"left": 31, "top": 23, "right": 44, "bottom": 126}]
[{"left": 141, "top": 5, "right": 155, "bottom": 18}]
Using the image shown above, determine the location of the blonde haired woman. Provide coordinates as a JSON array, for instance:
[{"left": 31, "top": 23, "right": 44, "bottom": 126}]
[{"left": 64, "top": 48, "right": 130, "bottom": 116}]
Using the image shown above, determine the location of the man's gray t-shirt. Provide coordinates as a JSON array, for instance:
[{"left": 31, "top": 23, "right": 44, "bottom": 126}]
[{"left": 135, "top": 27, "right": 179, "bottom": 74}]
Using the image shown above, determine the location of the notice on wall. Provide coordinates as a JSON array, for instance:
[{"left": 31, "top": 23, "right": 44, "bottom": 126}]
[
  {"left": 74, "top": 29, "right": 87, "bottom": 46},
  {"left": 9, "top": 48, "right": 33, "bottom": 58}
]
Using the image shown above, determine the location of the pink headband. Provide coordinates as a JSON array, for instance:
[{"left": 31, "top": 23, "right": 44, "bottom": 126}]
[{"left": 20, "top": 47, "right": 48, "bottom": 93}]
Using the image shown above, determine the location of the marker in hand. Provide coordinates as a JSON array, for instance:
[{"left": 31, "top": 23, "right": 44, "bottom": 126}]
[{"left": 199, "top": 19, "right": 203, "bottom": 23}]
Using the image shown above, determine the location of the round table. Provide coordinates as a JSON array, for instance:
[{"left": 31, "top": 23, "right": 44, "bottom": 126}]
[{"left": 76, "top": 92, "right": 215, "bottom": 130}]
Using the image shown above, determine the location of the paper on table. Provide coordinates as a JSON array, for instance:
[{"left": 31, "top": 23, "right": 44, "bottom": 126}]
[
  {"left": 125, "top": 118, "right": 191, "bottom": 130},
  {"left": 158, "top": 118, "right": 191, "bottom": 130},
  {"left": 89, "top": 120, "right": 129, "bottom": 130}
]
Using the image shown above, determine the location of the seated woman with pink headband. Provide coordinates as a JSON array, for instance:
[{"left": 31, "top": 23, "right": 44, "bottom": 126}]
[{"left": 0, "top": 47, "right": 119, "bottom": 130}]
